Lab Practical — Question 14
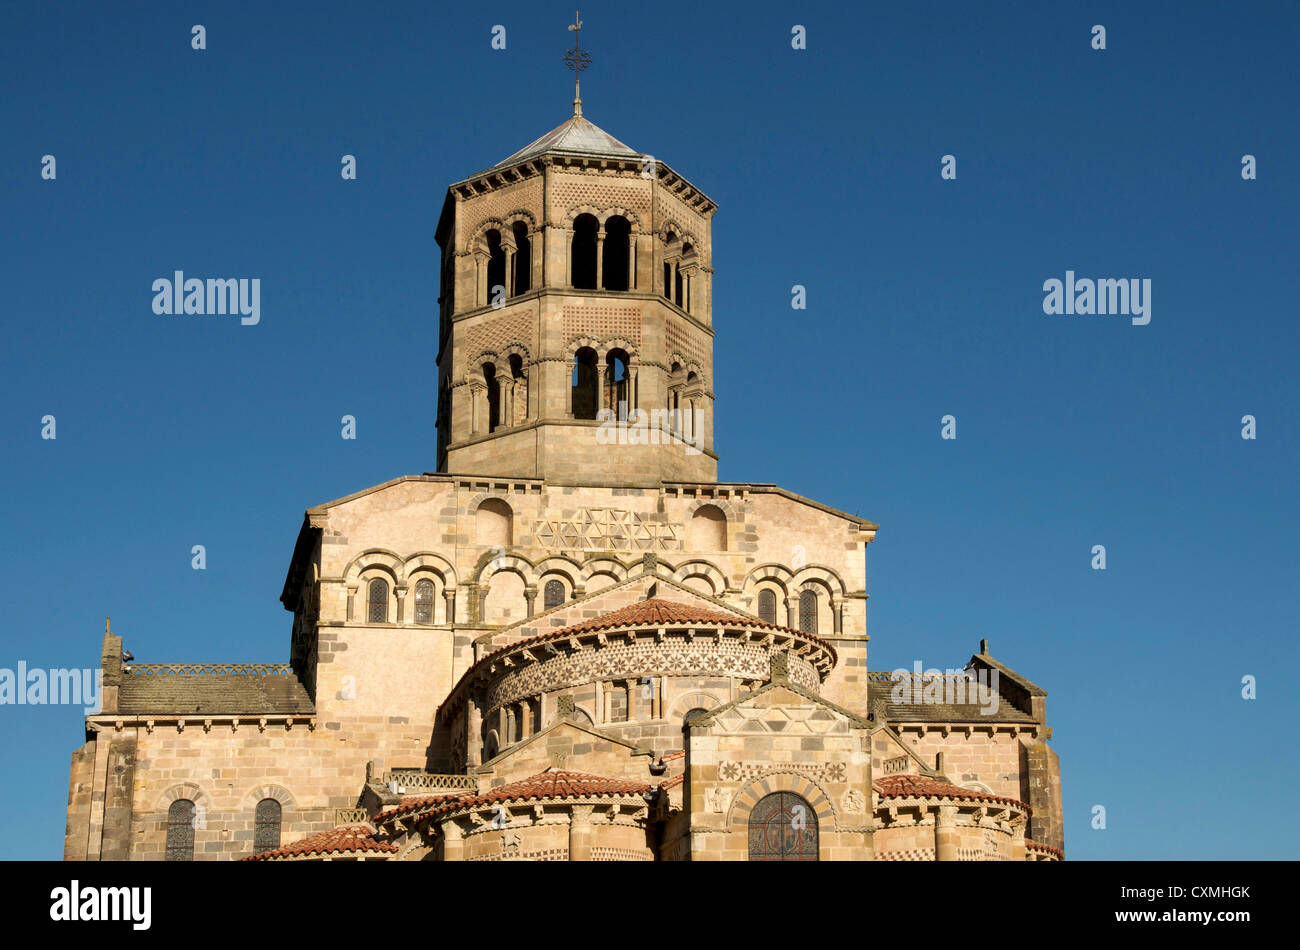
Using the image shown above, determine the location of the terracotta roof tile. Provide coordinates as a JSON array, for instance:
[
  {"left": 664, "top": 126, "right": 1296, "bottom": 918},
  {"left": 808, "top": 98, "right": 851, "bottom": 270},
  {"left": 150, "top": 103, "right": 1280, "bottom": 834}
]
[
  {"left": 873, "top": 774, "right": 1029, "bottom": 811},
  {"left": 372, "top": 793, "right": 469, "bottom": 824},
  {"left": 476, "top": 769, "right": 654, "bottom": 802},
  {"left": 481, "top": 598, "right": 822, "bottom": 667},
  {"left": 241, "top": 824, "right": 397, "bottom": 861},
  {"left": 555, "top": 599, "right": 793, "bottom": 636},
  {"left": 375, "top": 768, "right": 660, "bottom": 827}
]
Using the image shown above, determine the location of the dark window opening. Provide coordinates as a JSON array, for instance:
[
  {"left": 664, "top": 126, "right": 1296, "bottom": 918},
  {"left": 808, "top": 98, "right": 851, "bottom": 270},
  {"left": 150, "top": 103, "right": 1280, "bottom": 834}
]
[
  {"left": 485, "top": 229, "right": 506, "bottom": 302},
  {"left": 571, "top": 214, "right": 598, "bottom": 289},
  {"left": 483, "top": 362, "right": 500, "bottom": 432},
  {"left": 571, "top": 347, "right": 598, "bottom": 419},
  {"left": 602, "top": 216, "right": 630, "bottom": 291},
  {"left": 512, "top": 222, "right": 531, "bottom": 295}
]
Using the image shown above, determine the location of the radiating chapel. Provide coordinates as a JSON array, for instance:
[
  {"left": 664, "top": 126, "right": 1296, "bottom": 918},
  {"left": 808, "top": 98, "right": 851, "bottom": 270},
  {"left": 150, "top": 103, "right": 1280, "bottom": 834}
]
[{"left": 63, "top": 31, "right": 1063, "bottom": 862}]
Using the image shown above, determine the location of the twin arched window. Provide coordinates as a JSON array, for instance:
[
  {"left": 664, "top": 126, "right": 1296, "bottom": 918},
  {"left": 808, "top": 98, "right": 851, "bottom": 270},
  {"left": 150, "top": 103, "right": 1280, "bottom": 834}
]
[
  {"left": 571, "top": 214, "right": 632, "bottom": 291},
  {"left": 164, "top": 795, "right": 286, "bottom": 858},
  {"left": 483, "top": 223, "right": 532, "bottom": 303}
]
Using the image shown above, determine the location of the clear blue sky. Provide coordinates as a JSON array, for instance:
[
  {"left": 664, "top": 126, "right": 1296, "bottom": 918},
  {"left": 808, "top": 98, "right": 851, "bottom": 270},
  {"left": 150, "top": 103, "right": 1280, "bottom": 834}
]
[{"left": 1, "top": 1, "right": 1296, "bottom": 860}]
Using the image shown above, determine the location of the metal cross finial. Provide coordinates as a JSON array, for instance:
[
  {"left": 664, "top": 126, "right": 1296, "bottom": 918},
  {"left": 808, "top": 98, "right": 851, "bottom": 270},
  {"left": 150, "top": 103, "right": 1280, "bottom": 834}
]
[{"left": 563, "top": 11, "right": 592, "bottom": 117}]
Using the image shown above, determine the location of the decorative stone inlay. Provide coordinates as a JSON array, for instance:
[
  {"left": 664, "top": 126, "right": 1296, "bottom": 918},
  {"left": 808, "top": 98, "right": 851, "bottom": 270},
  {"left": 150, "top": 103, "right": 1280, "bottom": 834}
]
[
  {"left": 484, "top": 637, "right": 820, "bottom": 711},
  {"left": 716, "top": 760, "right": 847, "bottom": 785},
  {"left": 534, "top": 508, "right": 679, "bottom": 552},
  {"left": 841, "top": 789, "right": 866, "bottom": 814}
]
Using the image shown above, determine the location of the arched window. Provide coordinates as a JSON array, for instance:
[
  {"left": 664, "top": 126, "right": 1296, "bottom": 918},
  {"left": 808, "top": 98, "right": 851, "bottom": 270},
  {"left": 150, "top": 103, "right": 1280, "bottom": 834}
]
[
  {"left": 602, "top": 216, "right": 630, "bottom": 291},
  {"left": 485, "top": 229, "right": 506, "bottom": 302},
  {"left": 254, "top": 798, "right": 282, "bottom": 853},
  {"left": 684, "top": 707, "right": 709, "bottom": 726},
  {"left": 799, "top": 589, "right": 817, "bottom": 636},
  {"left": 748, "top": 791, "right": 819, "bottom": 861},
  {"left": 508, "top": 353, "right": 526, "bottom": 426},
  {"left": 544, "top": 579, "right": 565, "bottom": 610},
  {"left": 367, "top": 578, "right": 389, "bottom": 623},
  {"left": 606, "top": 349, "right": 629, "bottom": 419},
  {"left": 571, "top": 347, "right": 598, "bottom": 420},
  {"left": 511, "top": 221, "right": 531, "bottom": 295},
  {"left": 757, "top": 589, "right": 777, "bottom": 624},
  {"left": 482, "top": 362, "right": 500, "bottom": 432},
  {"left": 571, "top": 214, "right": 598, "bottom": 289},
  {"left": 684, "top": 371, "right": 700, "bottom": 440},
  {"left": 667, "top": 362, "right": 684, "bottom": 435},
  {"left": 662, "top": 230, "right": 677, "bottom": 300},
  {"left": 166, "top": 798, "right": 195, "bottom": 861},
  {"left": 414, "top": 578, "right": 435, "bottom": 624},
  {"left": 680, "top": 242, "right": 695, "bottom": 311}
]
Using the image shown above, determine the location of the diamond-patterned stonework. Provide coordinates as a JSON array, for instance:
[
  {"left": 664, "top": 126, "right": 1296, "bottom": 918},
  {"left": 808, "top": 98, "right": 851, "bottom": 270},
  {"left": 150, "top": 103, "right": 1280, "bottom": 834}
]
[{"left": 533, "top": 508, "right": 679, "bottom": 552}]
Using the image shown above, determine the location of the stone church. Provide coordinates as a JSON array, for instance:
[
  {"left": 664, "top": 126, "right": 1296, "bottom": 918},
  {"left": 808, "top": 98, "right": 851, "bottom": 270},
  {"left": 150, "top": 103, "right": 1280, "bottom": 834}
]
[{"left": 63, "top": 87, "right": 1063, "bottom": 862}]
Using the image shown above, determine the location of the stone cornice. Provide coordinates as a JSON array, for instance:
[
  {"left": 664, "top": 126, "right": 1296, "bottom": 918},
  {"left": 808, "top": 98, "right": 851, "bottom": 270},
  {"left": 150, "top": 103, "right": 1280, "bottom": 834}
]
[{"left": 86, "top": 714, "right": 315, "bottom": 734}]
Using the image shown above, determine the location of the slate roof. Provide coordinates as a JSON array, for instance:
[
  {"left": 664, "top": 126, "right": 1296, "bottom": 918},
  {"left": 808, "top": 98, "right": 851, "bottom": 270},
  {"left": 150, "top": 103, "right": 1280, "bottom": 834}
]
[
  {"left": 873, "top": 774, "right": 1029, "bottom": 811},
  {"left": 240, "top": 824, "right": 396, "bottom": 861},
  {"left": 489, "top": 114, "right": 639, "bottom": 171},
  {"left": 117, "top": 668, "right": 315, "bottom": 716},
  {"left": 867, "top": 674, "right": 1035, "bottom": 724}
]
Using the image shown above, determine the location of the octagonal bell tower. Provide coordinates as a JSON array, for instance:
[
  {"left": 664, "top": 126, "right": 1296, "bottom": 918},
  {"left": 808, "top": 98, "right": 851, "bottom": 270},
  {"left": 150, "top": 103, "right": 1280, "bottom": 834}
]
[{"left": 433, "top": 80, "right": 718, "bottom": 487}]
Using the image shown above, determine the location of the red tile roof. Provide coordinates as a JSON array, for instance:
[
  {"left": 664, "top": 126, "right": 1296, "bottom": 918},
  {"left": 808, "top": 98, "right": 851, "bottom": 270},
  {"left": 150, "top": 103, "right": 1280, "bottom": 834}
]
[
  {"left": 555, "top": 598, "right": 794, "bottom": 637},
  {"left": 477, "top": 768, "right": 655, "bottom": 802},
  {"left": 873, "top": 774, "right": 1029, "bottom": 810},
  {"left": 241, "top": 824, "right": 397, "bottom": 861},
  {"left": 372, "top": 793, "right": 467, "bottom": 823},
  {"left": 480, "top": 598, "right": 830, "bottom": 668},
  {"left": 374, "top": 768, "right": 665, "bottom": 828}
]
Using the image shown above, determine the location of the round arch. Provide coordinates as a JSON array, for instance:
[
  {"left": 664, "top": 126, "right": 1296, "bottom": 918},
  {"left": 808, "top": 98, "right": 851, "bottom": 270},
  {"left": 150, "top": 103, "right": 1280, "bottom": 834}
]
[
  {"left": 670, "top": 560, "right": 726, "bottom": 597},
  {"left": 402, "top": 552, "right": 459, "bottom": 589},
  {"left": 342, "top": 549, "right": 403, "bottom": 587},
  {"left": 668, "top": 690, "right": 723, "bottom": 722},
  {"left": 726, "top": 771, "right": 838, "bottom": 834}
]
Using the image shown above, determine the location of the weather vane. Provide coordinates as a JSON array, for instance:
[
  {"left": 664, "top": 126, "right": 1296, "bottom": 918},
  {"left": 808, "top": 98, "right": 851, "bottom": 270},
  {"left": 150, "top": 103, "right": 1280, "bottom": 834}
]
[{"left": 564, "top": 11, "right": 592, "bottom": 116}]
